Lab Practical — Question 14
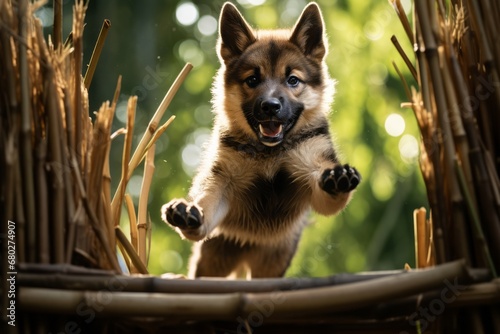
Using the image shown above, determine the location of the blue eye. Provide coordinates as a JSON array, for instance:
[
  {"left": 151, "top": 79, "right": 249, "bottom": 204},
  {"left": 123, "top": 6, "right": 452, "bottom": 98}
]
[
  {"left": 245, "top": 75, "right": 260, "bottom": 88},
  {"left": 287, "top": 76, "right": 300, "bottom": 87}
]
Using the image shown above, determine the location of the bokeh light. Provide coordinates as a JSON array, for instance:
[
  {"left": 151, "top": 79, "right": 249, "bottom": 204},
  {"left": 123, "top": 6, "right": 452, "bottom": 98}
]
[
  {"left": 197, "top": 15, "right": 218, "bottom": 36},
  {"left": 176, "top": 2, "right": 199, "bottom": 26},
  {"left": 237, "top": 0, "right": 267, "bottom": 7},
  {"left": 385, "top": 113, "right": 405, "bottom": 137},
  {"left": 399, "top": 134, "right": 419, "bottom": 162}
]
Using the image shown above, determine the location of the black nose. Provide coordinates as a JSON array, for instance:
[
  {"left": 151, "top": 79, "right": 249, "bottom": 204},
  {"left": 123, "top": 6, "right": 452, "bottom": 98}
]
[{"left": 261, "top": 98, "right": 281, "bottom": 116}]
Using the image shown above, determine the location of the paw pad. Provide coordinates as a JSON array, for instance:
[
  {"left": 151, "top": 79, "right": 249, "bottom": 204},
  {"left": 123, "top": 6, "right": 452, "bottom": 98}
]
[
  {"left": 162, "top": 199, "right": 203, "bottom": 230},
  {"left": 320, "top": 164, "right": 360, "bottom": 195}
]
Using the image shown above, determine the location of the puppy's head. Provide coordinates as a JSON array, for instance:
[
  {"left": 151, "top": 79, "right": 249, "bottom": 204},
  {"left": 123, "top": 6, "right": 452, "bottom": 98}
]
[{"left": 214, "top": 2, "right": 334, "bottom": 147}]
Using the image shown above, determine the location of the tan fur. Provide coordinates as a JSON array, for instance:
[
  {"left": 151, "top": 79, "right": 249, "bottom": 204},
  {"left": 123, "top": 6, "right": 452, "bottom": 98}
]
[{"left": 161, "top": 2, "right": 360, "bottom": 278}]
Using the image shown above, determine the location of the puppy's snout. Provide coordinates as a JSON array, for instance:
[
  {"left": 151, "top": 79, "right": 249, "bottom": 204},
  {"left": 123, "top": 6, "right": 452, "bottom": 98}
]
[{"left": 260, "top": 98, "right": 281, "bottom": 116}]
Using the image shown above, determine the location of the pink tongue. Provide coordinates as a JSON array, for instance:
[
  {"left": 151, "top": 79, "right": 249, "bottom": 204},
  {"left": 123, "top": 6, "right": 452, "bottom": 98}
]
[{"left": 261, "top": 122, "right": 281, "bottom": 137}]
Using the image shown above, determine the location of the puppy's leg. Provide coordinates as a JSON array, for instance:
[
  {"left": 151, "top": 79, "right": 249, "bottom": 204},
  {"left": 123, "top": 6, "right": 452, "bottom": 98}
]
[
  {"left": 312, "top": 163, "right": 360, "bottom": 215},
  {"left": 161, "top": 174, "right": 228, "bottom": 241},
  {"left": 289, "top": 136, "right": 360, "bottom": 216},
  {"left": 246, "top": 239, "right": 300, "bottom": 278},
  {"left": 189, "top": 236, "right": 247, "bottom": 278}
]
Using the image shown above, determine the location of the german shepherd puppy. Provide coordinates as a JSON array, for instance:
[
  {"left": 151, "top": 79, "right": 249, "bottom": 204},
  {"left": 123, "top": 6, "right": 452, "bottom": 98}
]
[{"left": 162, "top": 2, "right": 360, "bottom": 278}]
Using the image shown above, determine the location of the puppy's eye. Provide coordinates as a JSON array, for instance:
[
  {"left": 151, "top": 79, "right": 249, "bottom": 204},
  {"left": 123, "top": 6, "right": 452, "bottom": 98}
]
[
  {"left": 245, "top": 75, "right": 260, "bottom": 88},
  {"left": 287, "top": 76, "right": 301, "bottom": 87}
]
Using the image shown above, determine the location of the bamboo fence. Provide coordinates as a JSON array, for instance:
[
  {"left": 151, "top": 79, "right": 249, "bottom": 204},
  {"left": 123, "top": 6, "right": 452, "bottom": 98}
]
[{"left": 0, "top": 0, "right": 499, "bottom": 333}]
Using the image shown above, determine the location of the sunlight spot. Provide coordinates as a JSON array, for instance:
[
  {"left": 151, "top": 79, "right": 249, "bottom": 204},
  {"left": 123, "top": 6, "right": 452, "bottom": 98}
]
[
  {"left": 35, "top": 7, "right": 54, "bottom": 27},
  {"left": 370, "top": 165, "right": 395, "bottom": 201},
  {"left": 385, "top": 113, "right": 405, "bottom": 137},
  {"left": 182, "top": 144, "right": 201, "bottom": 169},
  {"left": 115, "top": 100, "right": 128, "bottom": 124},
  {"left": 194, "top": 104, "right": 213, "bottom": 125},
  {"left": 399, "top": 134, "right": 419, "bottom": 162},
  {"left": 367, "top": 63, "right": 388, "bottom": 86},
  {"left": 364, "top": 20, "right": 384, "bottom": 41},
  {"left": 197, "top": 15, "right": 218, "bottom": 36},
  {"left": 237, "top": 0, "right": 266, "bottom": 7},
  {"left": 176, "top": 2, "right": 199, "bottom": 26},
  {"left": 127, "top": 175, "right": 143, "bottom": 198},
  {"left": 178, "top": 39, "right": 204, "bottom": 67}
]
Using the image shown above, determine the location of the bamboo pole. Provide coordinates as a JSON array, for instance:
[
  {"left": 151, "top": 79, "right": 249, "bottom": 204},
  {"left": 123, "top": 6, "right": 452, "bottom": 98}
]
[
  {"left": 115, "top": 227, "right": 148, "bottom": 274},
  {"left": 137, "top": 145, "right": 156, "bottom": 266},
  {"left": 53, "top": 0, "right": 63, "bottom": 49},
  {"left": 46, "top": 70, "right": 66, "bottom": 264},
  {"left": 83, "top": 19, "right": 111, "bottom": 89},
  {"left": 17, "top": 266, "right": 491, "bottom": 294},
  {"left": 125, "top": 194, "right": 138, "bottom": 251},
  {"left": 17, "top": 261, "right": 471, "bottom": 319},
  {"left": 111, "top": 96, "right": 137, "bottom": 226},
  {"left": 72, "top": 0, "right": 86, "bottom": 171},
  {"left": 18, "top": 0, "right": 37, "bottom": 263},
  {"left": 413, "top": 207, "right": 427, "bottom": 268}
]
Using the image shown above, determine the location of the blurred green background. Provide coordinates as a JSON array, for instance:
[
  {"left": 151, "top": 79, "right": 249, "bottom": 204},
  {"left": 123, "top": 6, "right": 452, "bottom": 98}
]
[{"left": 39, "top": 0, "right": 425, "bottom": 276}]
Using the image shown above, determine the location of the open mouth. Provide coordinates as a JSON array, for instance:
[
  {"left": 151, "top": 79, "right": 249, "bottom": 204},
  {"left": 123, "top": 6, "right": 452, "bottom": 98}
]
[{"left": 258, "top": 121, "right": 284, "bottom": 146}]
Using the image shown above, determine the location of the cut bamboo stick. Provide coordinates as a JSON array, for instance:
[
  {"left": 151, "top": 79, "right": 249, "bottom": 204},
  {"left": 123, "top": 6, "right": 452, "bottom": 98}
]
[
  {"left": 53, "top": 0, "right": 63, "bottom": 49},
  {"left": 115, "top": 226, "right": 148, "bottom": 274},
  {"left": 83, "top": 19, "right": 111, "bottom": 89},
  {"left": 137, "top": 145, "right": 156, "bottom": 267},
  {"left": 413, "top": 207, "right": 427, "bottom": 268},
  {"left": 125, "top": 194, "right": 138, "bottom": 251}
]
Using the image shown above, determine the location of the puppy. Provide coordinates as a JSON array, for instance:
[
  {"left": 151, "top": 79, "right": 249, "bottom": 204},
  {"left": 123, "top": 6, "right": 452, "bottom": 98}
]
[{"left": 162, "top": 2, "right": 360, "bottom": 278}]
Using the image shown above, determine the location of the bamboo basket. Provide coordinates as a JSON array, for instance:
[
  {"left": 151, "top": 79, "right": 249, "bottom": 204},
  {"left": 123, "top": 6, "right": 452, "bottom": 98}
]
[{"left": 1, "top": 1, "right": 499, "bottom": 333}]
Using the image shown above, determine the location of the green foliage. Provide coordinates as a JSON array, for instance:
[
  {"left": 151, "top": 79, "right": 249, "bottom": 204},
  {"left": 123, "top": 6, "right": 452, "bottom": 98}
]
[{"left": 44, "top": 0, "right": 425, "bottom": 276}]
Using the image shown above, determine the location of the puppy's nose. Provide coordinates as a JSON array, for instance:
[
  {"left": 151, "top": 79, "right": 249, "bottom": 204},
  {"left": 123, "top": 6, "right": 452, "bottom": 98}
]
[{"left": 261, "top": 98, "right": 281, "bottom": 116}]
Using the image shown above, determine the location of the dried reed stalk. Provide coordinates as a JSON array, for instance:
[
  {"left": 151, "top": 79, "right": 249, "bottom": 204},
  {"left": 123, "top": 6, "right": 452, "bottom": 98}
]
[
  {"left": 392, "top": 0, "right": 500, "bottom": 278},
  {"left": 137, "top": 145, "right": 156, "bottom": 266},
  {"left": 110, "top": 64, "right": 192, "bottom": 220},
  {"left": 124, "top": 194, "right": 138, "bottom": 251},
  {"left": 0, "top": 0, "right": 186, "bottom": 278},
  {"left": 83, "top": 19, "right": 111, "bottom": 89}
]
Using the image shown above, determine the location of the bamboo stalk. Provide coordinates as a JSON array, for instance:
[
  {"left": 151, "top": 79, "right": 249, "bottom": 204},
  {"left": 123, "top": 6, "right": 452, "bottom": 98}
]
[
  {"left": 83, "top": 19, "right": 111, "bottom": 89},
  {"left": 142, "top": 115, "right": 176, "bottom": 161},
  {"left": 17, "top": 260, "right": 471, "bottom": 319},
  {"left": 124, "top": 194, "right": 138, "bottom": 251},
  {"left": 413, "top": 207, "right": 427, "bottom": 268},
  {"left": 111, "top": 96, "right": 137, "bottom": 227},
  {"left": 115, "top": 227, "right": 148, "bottom": 274},
  {"left": 455, "top": 161, "right": 497, "bottom": 277},
  {"left": 35, "top": 139, "right": 50, "bottom": 264},
  {"left": 46, "top": 70, "right": 66, "bottom": 264},
  {"left": 53, "top": 0, "right": 63, "bottom": 49},
  {"left": 392, "top": 61, "right": 411, "bottom": 101},
  {"left": 391, "top": 35, "right": 417, "bottom": 81},
  {"left": 17, "top": 266, "right": 492, "bottom": 294},
  {"left": 245, "top": 260, "right": 468, "bottom": 317},
  {"left": 15, "top": 170, "right": 26, "bottom": 263},
  {"left": 18, "top": 0, "right": 37, "bottom": 263},
  {"left": 70, "top": 154, "right": 121, "bottom": 272},
  {"left": 72, "top": 0, "right": 86, "bottom": 170},
  {"left": 111, "top": 63, "right": 192, "bottom": 211},
  {"left": 389, "top": 0, "right": 414, "bottom": 45},
  {"left": 137, "top": 145, "right": 156, "bottom": 267},
  {"left": 128, "top": 63, "right": 192, "bottom": 172}
]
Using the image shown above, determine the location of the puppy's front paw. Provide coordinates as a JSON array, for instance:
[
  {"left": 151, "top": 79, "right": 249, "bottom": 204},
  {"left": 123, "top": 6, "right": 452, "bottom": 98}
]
[
  {"left": 161, "top": 199, "right": 203, "bottom": 231},
  {"left": 320, "top": 164, "right": 360, "bottom": 195}
]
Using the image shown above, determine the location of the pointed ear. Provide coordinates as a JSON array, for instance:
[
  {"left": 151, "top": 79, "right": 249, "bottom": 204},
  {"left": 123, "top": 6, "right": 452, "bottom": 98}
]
[
  {"left": 289, "top": 3, "right": 326, "bottom": 61},
  {"left": 218, "top": 2, "right": 256, "bottom": 63}
]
